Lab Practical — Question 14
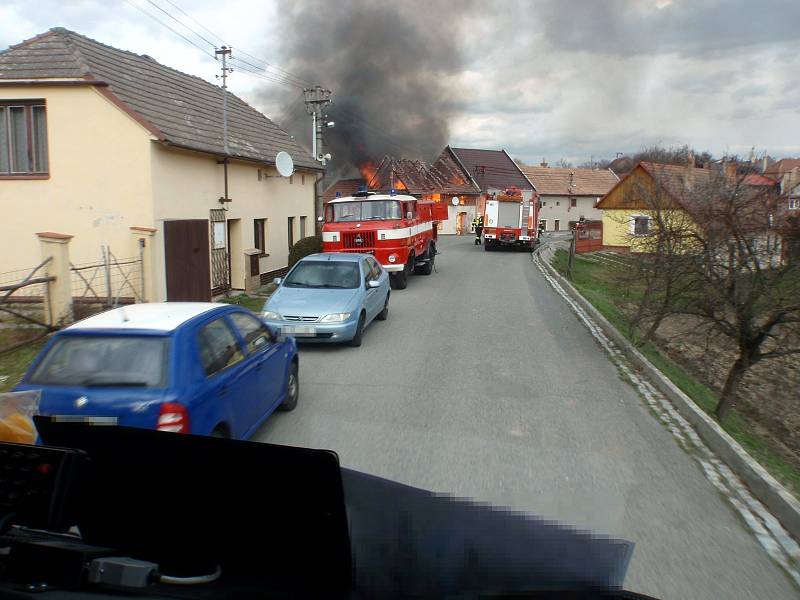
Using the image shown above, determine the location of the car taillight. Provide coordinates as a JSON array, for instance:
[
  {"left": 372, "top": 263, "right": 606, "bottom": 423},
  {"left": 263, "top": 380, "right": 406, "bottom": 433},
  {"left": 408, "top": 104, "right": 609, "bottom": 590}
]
[{"left": 157, "top": 402, "right": 189, "bottom": 433}]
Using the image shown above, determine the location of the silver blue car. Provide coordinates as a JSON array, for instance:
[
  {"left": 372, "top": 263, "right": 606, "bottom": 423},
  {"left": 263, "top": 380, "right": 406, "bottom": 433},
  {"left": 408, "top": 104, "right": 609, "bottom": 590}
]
[{"left": 261, "top": 253, "right": 390, "bottom": 346}]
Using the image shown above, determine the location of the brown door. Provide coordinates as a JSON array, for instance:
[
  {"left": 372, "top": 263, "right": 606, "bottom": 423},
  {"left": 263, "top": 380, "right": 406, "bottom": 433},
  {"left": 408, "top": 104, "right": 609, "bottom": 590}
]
[{"left": 164, "top": 220, "right": 211, "bottom": 301}]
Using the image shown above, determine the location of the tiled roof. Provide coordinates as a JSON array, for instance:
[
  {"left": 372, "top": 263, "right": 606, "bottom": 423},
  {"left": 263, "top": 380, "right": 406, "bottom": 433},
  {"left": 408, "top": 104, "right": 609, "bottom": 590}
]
[
  {"left": 742, "top": 173, "right": 778, "bottom": 187},
  {"left": 0, "top": 28, "right": 319, "bottom": 170},
  {"left": 521, "top": 166, "right": 618, "bottom": 196},
  {"left": 368, "top": 156, "right": 480, "bottom": 196},
  {"left": 322, "top": 178, "right": 364, "bottom": 204},
  {"left": 449, "top": 147, "right": 532, "bottom": 191},
  {"left": 763, "top": 158, "right": 800, "bottom": 179}
]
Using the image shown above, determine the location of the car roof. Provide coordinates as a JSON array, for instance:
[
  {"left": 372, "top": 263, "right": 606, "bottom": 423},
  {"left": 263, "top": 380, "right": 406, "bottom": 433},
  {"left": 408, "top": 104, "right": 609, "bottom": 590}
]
[
  {"left": 299, "top": 253, "right": 368, "bottom": 263},
  {"left": 66, "top": 303, "right": 227, "bottom": 332}
]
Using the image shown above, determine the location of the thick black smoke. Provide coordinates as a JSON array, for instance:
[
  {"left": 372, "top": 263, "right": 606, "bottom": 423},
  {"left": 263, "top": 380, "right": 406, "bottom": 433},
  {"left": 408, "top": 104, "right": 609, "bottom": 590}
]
[{"left": 271, "top": 0, "right": 475, "bottom": 180}]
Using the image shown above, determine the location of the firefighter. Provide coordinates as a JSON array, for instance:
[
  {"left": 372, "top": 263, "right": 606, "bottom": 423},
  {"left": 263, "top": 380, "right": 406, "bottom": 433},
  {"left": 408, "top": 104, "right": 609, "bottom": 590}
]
[{"left": 472, "top": 213, "right": 484, "bottom": 245}]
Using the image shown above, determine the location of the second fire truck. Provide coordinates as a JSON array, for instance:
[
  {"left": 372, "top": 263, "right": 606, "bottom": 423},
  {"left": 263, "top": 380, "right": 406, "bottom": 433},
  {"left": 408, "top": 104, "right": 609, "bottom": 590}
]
[
  {"left": 322, "top": 190, "right": 449, "bottom": 289},
  {"left": 482, "top": 187, "right": 538, "bottom": 251}
]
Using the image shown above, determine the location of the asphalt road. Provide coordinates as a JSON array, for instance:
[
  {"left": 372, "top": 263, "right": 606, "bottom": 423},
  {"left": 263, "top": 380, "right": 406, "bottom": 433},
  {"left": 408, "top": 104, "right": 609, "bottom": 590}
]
[{"left": 255, "top": 235, "right": 797, "bottom": 599}]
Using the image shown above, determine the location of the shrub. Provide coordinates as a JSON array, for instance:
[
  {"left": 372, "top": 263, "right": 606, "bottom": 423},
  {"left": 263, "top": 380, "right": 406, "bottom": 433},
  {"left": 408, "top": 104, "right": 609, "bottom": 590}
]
[{"left": 288, "top": 235, "right": 323, "bottom": 268}]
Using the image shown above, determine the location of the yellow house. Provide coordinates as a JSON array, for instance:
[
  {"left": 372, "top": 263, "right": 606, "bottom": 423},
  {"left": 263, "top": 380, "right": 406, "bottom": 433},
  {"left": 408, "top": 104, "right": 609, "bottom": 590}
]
[
  {"left": 0, "top": 28, "right": 322, "bottom": 301},
  {"left": 596, "top": 161, "right": 713, "bottom": 252}
]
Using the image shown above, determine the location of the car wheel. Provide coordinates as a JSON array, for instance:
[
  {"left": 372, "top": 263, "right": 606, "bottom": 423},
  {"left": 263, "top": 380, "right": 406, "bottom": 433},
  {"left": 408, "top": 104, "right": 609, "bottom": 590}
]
[
  {"left": 416, "top": 244, "right": 434, "bottom": 275},
  {"left": 390, "top": 270, "right": 407, "bottom": 290},
  {"left": 376, "top": 292, "right": 389, "bottom": 321},
  {"left": 279, "top": 362, "right": 298, "bottom": 411},
  {"left": 210, "top": 425, "right": 230, "bottom": 438},
  {"left": 349, "top": 313, "right": 366, "bottom": 347}
]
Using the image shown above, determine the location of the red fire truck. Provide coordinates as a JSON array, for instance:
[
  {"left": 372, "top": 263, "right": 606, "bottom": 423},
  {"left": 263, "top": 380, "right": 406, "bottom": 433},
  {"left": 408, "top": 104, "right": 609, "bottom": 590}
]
[
  {"left": 322, "top": 190, "right": 448, "bottom": 289},
  {"left": 482, "top": 187, "right": 538, "bottom": 251}
]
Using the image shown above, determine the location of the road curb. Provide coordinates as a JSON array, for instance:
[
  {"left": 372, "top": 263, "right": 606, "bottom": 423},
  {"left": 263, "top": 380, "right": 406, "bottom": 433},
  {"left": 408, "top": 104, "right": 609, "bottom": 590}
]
[{"left": 536, "top": 246, "right": 800, "bottom": 542}]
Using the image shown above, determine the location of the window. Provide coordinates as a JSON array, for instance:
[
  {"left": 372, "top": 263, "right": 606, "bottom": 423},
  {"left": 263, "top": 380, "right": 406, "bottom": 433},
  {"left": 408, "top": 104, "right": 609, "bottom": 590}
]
[
  {"left": 554, "top": 220, "right": 560, "bottom": 231},
  {"left": 539, "top": 219, "right": 547, "bottom": 230},
  {"left": 570, "top": 198, "right": 577, "bottom": 208},
  {"left": 29, "top": 336, "right": 168, "bottom": 387},
  {"left": 556, "top": 201, "right": 560, "bottom": 206},
  {"left": 790, "top": 197, "right": 799, "bottom": 210},
  {"left": 254, "top": 218, "right": 267, "bottom": 254},
  {"left": 367, "top": 256, "right": 382, "bottom": 280},
  {"left": 633, "top": 215, "right": 651, "bottom": 236},
  {"left": 229, "top": 312, "right": 272, "bottom": 354},
  {"left": 288, "top": 216, "right": 295, "bottom": 248},
  {"left": 541, "top": 201, "right": 547, "bottom": 207},
  {"left": 197, "top": 317, "right": 244, "bottom": 377},
  {"left": 284, "top": 260, "right": 360, "bottom": 289},
  {"left": 301, "top": 174, "right": 305, "bottom": 185},
  {"left": 300, "top": 216, "right": 307, "bottom": 238},
  {"left": 289, "top": 175, "right": 293, "bottom": 184},
  {"left": 330, "top": 200, "right": 401, "bottom": 222},
  {"left": 0, "top": 101, "right": 48, "bottom": 175},
  {"left": 361, "top": 258, "right": 372, "bottom": 284}
]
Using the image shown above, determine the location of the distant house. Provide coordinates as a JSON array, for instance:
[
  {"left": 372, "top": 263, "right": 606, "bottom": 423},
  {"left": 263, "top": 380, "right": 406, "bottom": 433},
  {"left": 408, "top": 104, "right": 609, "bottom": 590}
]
[
  {"left": 521, "top": 164, "right": 618, "bottom": 232},
  {"left": 0, "top": 28, "right": 320, "bottom": 301},
  {"left": 763, "top": 158, "right": 800, "bottom": 181},
  {"left": 434, "top": 147, "right": 534, "bottom": 235},
  {"left": 322, "top": 178, "right": 364, "bottom": 205},
  {"left": 596, "top": 161, "right": 779, "bottom": 252}
]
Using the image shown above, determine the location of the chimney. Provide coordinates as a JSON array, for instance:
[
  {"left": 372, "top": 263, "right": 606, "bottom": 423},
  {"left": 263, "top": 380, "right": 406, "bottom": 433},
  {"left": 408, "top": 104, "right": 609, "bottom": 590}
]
[
  {"left": 685, "top": 152, "right": 695, "bottom": 190},
  {"left": 724, "top": 160, "right": 737, "bottom": 183},
  {"left": 540, "top": 158, "right": 548, "bottom": 168}
]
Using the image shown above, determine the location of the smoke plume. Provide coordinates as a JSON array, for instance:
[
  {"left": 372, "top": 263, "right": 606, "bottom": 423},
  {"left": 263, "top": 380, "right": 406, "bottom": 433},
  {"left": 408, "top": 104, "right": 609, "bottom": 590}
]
[{"left": 271, "top": 0, "right": 475, "bottom": 180}]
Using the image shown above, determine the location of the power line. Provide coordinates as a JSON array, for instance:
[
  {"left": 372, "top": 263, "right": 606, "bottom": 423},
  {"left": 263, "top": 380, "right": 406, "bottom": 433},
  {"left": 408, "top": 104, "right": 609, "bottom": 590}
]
[
  {"left": 123, "top": 0, "right": 215, "bottom": 58},
  {"left": 157, "top": 0, "right": 315, "bottom": 88},
  {"left": 143, "top": 0, "right": 217, "bottom": 48}
]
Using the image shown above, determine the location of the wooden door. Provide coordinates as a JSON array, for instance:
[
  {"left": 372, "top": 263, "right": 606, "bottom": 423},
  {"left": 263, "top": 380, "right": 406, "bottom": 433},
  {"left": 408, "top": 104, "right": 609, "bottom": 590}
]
[{"left": 164, "top": 220, "right": 211, "bottom": 301}]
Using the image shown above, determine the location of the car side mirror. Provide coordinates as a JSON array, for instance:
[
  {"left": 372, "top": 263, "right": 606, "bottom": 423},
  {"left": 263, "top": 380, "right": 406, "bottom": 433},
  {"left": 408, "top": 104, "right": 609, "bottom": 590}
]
[
  {"left": 273, "top": 277, "right": 282, "bottom": 285},
  {"left": 406, "top": 211, "right": 413, "bottom": 220},
  {"left": 317, "top": 216, "right": 324, "bottom": 223},
  {"left": 367, "top": 279, "right": 381, "bottom": 289}
]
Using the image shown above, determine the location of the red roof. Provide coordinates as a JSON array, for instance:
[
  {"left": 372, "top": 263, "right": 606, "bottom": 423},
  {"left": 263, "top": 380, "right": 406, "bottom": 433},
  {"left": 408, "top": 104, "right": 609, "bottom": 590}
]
[{"left": 742, "top": 173, "right": 778, "bottom": 187}]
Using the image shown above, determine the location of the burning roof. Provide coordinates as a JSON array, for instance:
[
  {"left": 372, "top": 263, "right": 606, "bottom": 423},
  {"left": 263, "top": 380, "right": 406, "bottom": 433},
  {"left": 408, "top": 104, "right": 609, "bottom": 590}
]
[{"left": 364, "top": 155, "right": 480, "bottom": 196}]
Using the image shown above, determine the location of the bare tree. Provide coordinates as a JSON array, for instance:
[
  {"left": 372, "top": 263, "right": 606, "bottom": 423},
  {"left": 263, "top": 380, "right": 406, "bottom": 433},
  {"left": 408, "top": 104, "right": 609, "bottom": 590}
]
[{"left": 622, "top": 165, "right": 800, "bottom": 420}]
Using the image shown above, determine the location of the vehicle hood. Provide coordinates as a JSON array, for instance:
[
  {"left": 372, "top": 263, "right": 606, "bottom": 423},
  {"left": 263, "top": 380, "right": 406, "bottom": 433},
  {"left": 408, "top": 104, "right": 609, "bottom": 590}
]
[
  {"left": 267, "top": 286, "right": 360, "bottom": 317},
  {"left": 14, "top": 382, "right": 166, "bottom": 426}
]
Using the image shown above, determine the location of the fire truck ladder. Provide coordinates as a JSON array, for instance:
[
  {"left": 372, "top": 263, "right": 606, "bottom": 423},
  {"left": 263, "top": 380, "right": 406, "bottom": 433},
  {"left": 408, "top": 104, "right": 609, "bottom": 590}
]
[{"left": 521, "top": 200, "right": 531, "bottom": 231}]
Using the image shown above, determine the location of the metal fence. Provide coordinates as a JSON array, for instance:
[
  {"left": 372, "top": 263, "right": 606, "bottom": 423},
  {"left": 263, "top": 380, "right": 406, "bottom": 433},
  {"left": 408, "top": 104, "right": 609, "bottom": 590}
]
[{"left": 70, "top": 247, "right": 142, "bottom": 319}]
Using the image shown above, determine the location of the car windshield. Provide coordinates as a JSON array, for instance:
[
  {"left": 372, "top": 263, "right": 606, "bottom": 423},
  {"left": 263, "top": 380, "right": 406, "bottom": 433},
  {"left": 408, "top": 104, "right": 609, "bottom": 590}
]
[
  {"left": 283, "top": 261, "right": 360, "bottom": 289},
  {"left": 331, "top": 200, "right": 401, "bottom": 222},
  {"left": 28, "top": 336, "right": 169, "bottom": 387}
]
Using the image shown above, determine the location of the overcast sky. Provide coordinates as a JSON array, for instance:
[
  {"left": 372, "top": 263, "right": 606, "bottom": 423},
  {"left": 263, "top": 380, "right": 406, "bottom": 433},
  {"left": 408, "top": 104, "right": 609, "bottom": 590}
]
[{"left": 2, "top": 0, "right": 799, "bottom": 166}]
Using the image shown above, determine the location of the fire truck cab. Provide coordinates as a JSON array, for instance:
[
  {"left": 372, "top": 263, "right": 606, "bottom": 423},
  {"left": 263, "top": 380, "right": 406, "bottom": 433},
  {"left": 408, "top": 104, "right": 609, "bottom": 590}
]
[
  {"left": 322, "top": 191, "right": 448, "bottom": 289},
  {"left": 482, "top": 187, "right": 538, "bottom": 251}
]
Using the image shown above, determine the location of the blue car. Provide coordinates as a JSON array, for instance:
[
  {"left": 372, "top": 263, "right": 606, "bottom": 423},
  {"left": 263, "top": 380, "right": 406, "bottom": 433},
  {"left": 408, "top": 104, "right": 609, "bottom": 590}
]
[
  {"left": 262, "top": 253, "right": 390, "bottom": 346},
  {"left": 14, "top": 303, "right": 298, "bottom": 439}
]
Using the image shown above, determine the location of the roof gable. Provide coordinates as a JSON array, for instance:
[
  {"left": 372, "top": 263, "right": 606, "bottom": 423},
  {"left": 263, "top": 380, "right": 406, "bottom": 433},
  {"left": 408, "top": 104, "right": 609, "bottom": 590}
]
[
  {"left": 0, "top": 28, "right": 318, "bottom": 170},
  {"left": 521, "top": 166, "right": 618, "bottom": 196},
  {"left": 449, "top": 147, "right": 532, "bottom": 191}
]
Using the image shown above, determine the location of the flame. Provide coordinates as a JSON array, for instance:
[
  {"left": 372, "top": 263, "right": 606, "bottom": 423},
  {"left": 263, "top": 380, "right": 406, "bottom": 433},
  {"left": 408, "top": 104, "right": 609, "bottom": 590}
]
[
  {"left": 360, "top": 162, "right": 378, "bottom": 188},
  {"left": 394, "top": 178, "right": 407, "bottom": 191}
]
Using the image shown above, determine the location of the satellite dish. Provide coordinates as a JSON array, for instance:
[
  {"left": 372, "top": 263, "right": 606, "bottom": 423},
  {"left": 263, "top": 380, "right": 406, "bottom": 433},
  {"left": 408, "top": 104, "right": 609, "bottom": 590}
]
[
  {"left": 275, "top": 151, "right": 294, "bottom": 178},
  {"left": 451, "top": 196, "right": 460, "bottom": 206}
]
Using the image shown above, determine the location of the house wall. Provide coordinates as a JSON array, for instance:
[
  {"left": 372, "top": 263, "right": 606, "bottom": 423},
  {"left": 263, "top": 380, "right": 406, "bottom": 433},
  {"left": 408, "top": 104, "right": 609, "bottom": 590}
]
[
  {"left": 149, "top": 144, "right": 316, "bottom": 299},
  {"left": 601, "top": 208, "right": 695, "bottom": 252},
  {"left": 0, "top": 85, "right": 154, "bottom": 272},
  {"left": 537, "top": 195, "right": 602, "bottom": 231}
]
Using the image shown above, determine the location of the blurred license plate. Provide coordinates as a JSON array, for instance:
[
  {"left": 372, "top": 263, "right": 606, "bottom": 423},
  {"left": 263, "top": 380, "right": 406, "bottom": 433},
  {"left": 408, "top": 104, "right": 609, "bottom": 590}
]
[
  {"left": 52, "top": 415, "right": 118, "bottom": 425},
  {"left": 282, "top": 325, "right": 316, "bottom": 336}
]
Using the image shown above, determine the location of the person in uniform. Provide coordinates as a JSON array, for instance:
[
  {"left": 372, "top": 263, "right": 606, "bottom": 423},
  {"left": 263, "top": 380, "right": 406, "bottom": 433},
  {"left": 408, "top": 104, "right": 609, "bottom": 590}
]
[{"left": 473, "top": 214, "right": 484, "bottom": 245}]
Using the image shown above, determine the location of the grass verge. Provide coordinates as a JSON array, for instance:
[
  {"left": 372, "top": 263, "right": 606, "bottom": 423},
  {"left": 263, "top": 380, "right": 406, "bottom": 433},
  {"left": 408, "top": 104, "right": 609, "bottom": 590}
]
[
  {"left": 551, "top": 250, "right": 800, "bottom": 498},
  {"left": 217, "top": 293, "right": 267, "bottom": 313},
  {"left": 0, "top": 332, "right": 49, "bottom": 393}
]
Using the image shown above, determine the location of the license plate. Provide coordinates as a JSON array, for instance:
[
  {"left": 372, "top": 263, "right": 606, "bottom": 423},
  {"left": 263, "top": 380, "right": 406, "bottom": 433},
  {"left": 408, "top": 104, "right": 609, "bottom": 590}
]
[
  {"left": 51, "top": 415, "right": 118, "bottom": 425},
  {"left": 282, "top": 325, "right": 317, "bottom": 336}
]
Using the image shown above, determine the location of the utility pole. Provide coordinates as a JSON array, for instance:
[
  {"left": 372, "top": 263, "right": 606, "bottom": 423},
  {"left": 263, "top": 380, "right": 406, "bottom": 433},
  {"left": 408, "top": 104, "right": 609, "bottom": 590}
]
[
  {"left": 215, "top": 46, "right": 233, "bottom": 203},
  {"left": 303, "top": 85, "right": 333, "bottom": 233}
]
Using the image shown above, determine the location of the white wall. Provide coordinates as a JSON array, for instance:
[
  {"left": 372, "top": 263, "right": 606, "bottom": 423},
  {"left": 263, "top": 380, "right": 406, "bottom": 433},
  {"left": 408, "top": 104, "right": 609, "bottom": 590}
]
[
  {"left": 149, "top": 145, "right": 316, "bottom": 299},
  {"left": 537, "top": 195, "right": 603, "bottom": 231}
]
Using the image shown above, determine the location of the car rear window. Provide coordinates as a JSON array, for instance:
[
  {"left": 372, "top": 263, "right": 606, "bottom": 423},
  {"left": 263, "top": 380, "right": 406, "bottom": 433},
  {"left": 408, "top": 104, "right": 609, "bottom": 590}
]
[
  {"left": 284, "top": 261, "right": 360, "bottom": 289},
  {"left": 28, "top": 336, "right": 169, "bottom": 387}
]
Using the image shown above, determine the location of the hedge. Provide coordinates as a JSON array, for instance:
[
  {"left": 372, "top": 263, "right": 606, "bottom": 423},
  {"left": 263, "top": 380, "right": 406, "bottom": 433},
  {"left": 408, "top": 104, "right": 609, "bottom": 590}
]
[{"left": 288, "top": 235, "right": 323, "bottom": 268}]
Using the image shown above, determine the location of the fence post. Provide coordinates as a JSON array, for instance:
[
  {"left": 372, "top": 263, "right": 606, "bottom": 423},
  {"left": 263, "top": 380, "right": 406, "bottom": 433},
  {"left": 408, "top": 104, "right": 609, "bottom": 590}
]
[
  {"left": 130, "top": 226, "right": 157, "bottom": 302},
  {"left": 36, "top": 232, "right": 74, "bottom": 326}
]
